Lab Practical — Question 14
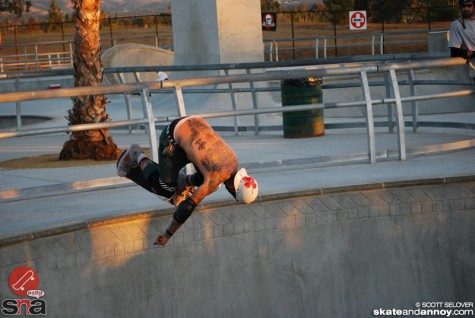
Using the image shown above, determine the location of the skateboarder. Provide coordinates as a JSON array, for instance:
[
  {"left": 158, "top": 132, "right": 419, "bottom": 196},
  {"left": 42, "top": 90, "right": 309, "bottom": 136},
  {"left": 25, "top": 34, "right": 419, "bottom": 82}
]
[
  {"left": 449, "top": 0, "right": 475, "bottom": 82},
  {"left": 117, "top": 116, "right": 259, "bottom": 246}
]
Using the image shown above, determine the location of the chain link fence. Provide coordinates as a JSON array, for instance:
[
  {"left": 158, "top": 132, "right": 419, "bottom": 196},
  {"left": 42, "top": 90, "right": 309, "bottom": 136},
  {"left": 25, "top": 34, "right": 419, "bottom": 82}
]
[{"left": 0, "top": 5, "right": 459, "bottom": 70}]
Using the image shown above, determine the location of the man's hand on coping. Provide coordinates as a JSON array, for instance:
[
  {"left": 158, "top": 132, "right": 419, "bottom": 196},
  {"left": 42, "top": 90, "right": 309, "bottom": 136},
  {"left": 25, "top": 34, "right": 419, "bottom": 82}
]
[{"left": 154, "top": 233, "right": 170, "bottom": 246}]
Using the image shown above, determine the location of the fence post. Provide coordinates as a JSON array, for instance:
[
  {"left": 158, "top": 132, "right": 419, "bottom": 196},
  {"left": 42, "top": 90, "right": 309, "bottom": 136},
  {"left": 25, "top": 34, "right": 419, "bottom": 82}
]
[
  {"left": 428, "top": 7, "right": 432, "bottom": 31},
  {"left": 61, "top": 22, "right": 66, "bottom": 52},
  {"left": 154, "top": 15, "right": 159, "bottom": 43},
  {"left": 332, "top": 11, "right": 338, "bottom": 57},
  {"left": 381, "top": 8, "right": 386, "bottom": 53},
  {"left": 109, "top": 17, "right": 114, "bottom": 47},
  {"left": 14, "top": 25, "right": 19, "bottom": 57},
  {"left": 291, "top": 12, "right": 296, "bottom": 60}
]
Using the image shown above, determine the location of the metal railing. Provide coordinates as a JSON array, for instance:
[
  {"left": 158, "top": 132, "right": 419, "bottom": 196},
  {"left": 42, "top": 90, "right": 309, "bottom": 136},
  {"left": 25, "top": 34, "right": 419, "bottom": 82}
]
[
  {"left": 0, "top": 35, "right": 174, "bottom": 73},
  {"left": 1, "top": 52, "right": 456, "bottom": 132},
  {"left": 264, "top": 29, "right": 436, "bottom": 61},
  {"left": 1, "top": 28, "right": 446, "bottom": 70},
  {"left": 1, "top": 54, "right": 474, "bottom": 166},
  {"left": 0, "top": 51, "right": 73, "bottom": 72}
]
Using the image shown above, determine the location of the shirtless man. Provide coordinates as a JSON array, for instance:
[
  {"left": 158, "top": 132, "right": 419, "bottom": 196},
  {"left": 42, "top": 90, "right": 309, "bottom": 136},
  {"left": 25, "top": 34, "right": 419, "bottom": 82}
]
[
  {"left": 449, "top": 0, "right": 475, "bottom": 82},
  {"left": 117, "top": 116, "right": 259, "bottom": 246}
]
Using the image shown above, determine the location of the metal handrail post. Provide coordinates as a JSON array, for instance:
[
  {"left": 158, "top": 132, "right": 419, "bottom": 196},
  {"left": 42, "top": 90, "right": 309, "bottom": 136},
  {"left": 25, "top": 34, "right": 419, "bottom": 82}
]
[
  {"left": 69, "top": 43, "right": 73, "bottom": 65},
  {"left": 273, "top": 40, "right": 279, "bottom": 61},
  {"left": 117, "top": 73, "right": 134, "bottom": 134},
  {"left": 371, "top": 35, "right": 375, "bottom": 55},
  {"left": 224, "top": 69, "right": 240, "bottom": 135},
  {"left": 15, "top": 78, "right": 22, "bottom": 131},
  {"left": 268, "top": 41, "right": 274, "bottom": 61},
  {"left": 34, "top": 45, "right": 39, "bottom": 72},
  {"left": 124, "top": 94, "right": 134, "bottom": 134},
  {"left": 316, "top": 38, "right": 319, "bottom": 59},
  {"left": 174, "top": 84, "right": 187, "bottom": 117},
  {"left": 140, "top": 87, "right": 159, "bottom": 162},
  {"left": 384, "top": 71, "right": 395, "bottom": 133},
  {"left": 23, "top": 46, "right": 27, "bottom": 71},
  {"left": 360, "top": 71, "right": 376, "bottom": 164},
  {"left": 324, "top": 38, "right": 328, "bottom": 58},
  {"left": 246, "top": 68, "right": 260, "bottom": 135},
  {"left": 388, "top": 69, "right": 407, "bottom": 161},
  {"left": 172, "top": 84, "right": 193, "bottom": 174},
  {"left": 407, "top": 69, "right": 418, "bottom": 132}
]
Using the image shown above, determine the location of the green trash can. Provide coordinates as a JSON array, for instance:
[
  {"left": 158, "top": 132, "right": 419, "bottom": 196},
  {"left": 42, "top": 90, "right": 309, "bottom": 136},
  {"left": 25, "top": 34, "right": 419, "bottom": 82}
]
[{"left": 281, "top": 77, "right": 324, "bottom": 138}]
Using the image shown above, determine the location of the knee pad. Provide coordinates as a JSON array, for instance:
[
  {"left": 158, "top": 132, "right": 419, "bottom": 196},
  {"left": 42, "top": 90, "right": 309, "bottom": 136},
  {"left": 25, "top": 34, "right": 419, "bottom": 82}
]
[{"left": 173, "top": 197, "right": 197, "bottom": 224}]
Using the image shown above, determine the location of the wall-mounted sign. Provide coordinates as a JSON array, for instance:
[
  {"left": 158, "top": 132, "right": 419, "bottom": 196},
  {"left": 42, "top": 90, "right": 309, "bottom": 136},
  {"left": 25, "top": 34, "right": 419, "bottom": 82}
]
[
  {"left": 349, "top": 11, "right": 367, "bottom": 30},
  {"left": 262, "top": 13, "right": 277, "bottom": 31}
]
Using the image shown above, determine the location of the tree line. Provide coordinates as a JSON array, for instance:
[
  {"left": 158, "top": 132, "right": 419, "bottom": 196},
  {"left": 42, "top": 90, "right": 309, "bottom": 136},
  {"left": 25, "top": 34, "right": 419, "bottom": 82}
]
[
  {"left": 262, "top": 0, "right": 459, "bottom": 24},
  {"left": 0, "top": 0, "right": 461, "bottom": 33},
  {"left": 0, "top": 0, "right": 31, "bottom": 17},
  {"left": 1, "top": 0, "right": 173, "bottom": 33}
]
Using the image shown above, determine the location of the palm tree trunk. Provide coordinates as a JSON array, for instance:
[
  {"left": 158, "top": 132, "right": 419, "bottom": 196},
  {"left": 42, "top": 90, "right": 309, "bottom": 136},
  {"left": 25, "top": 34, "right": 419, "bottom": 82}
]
[{"left": 59, "top": 0, "right": 120, "bottom": 160}]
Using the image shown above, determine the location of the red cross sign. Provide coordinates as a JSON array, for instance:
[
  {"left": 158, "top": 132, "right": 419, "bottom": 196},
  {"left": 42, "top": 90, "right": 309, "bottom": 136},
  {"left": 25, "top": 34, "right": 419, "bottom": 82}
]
[{"left": 349, "top": 11, "right": 367, "bottom": 30}]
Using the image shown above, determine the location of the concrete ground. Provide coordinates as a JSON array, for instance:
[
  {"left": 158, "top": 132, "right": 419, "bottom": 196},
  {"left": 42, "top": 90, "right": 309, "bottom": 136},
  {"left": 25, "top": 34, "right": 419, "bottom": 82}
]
[{"left": 1, "top": 93, "right": 475, "bottom": 242}]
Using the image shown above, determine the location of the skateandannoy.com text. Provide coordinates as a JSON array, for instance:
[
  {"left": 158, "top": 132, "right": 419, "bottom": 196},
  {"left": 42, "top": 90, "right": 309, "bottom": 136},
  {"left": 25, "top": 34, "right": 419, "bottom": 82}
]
[{"left": 373, "top": 302, "right": 474, "bottom": 317}]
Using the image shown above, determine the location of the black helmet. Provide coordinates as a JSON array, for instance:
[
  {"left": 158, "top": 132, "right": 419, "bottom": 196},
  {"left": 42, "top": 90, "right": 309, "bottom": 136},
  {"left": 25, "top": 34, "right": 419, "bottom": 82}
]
[{"left": 459, "top": 0, "right": 474, "bottom": 4}]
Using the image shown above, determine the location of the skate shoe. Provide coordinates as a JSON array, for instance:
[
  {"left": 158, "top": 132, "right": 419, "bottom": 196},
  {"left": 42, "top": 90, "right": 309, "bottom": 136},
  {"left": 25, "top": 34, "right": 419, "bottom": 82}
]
[{"left": 116, "top": 144, "right": 144, "bottom": 177}]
